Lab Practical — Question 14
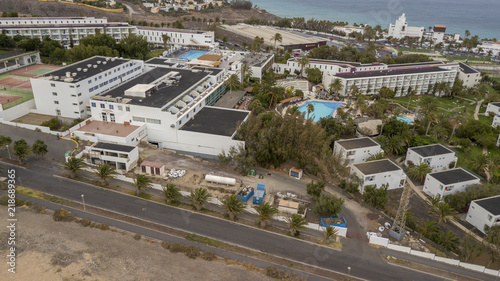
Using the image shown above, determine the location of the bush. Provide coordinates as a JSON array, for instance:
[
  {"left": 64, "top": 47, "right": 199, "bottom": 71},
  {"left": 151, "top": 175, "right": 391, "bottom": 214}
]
[
  {"left": 201, "top": 250, "right": 217, "bottom": 261},
  {"left": 41, "top": 118, "right": 62, "bottom": 130},
  {"left": 169, "top": 242, "right": 187, "bottom": 253},
  {"left": 161, "top": 241, "right": 171, "bottom": 250},
  {"left": 133, "top": 234, "right": 142, "bottom": 240},
  {"left": 53, "top": 208, "right": 75, "bottom": 222},
  {"left": 96, "top": 223, "right": 109, "bottom": 230},
  {"left": 306, "top": 180, "right": 325, "bottom": 198},
  {"left": 80, "top": 218, "right": 91, "bottom": 227},
  {"left": 313, "top": 194, "right": 344, "bottom": 217},
  {"left": 184, "top": 245, "right": 200, "bottom": 259},
  {"left": 265, "top": 266, "right": 287, "bottom": 279},
  {"left": 362, "top": 184, "right": 389, "bottom": 209},
  {"left": 0, "top": 195, "right": 25, "bottom": 206}
]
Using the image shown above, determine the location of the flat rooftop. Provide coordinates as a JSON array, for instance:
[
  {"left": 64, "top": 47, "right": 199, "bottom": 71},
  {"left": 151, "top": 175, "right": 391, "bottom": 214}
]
[
  {"left": 93, "top": 142, "right": 136, "bottom": 153},
  {"left": 353, "top": 159, "right": 401, "bottom": 175},
  {"left": 242, "top": 53, "right": 273, "bottom": 67},
  {"left": 76, "top": 121, "right": 141, "bottom": 138},
  {"left": 145, "top": 58, "right": 176, "bottom": 66},
  {"left": 336, "top": 137, "right": 379, "bottom": 150},
  {"left": 489, "top": 102, "right": 500, "bottom": 108},
  {"left": 39, "top": 56, "right": 130, "bottom": 83},
  {"left": 180, "top": 106, "right": 249, "bottom": 137},
  {"left": 0, "top": 51, "right": 36, "bottom": 62},
  {"left": 3, "top": 23, "right": 131, "bottom": 29},
  {"left": 136, "top": 26, "right": 209, "bottom": 34},
  {"left": 428, "top": 168, "right": 479, "bottom": 185},
  {"left": 387, "top": 61, "right": 444, "bottom": 68},
  {"left": 459, "top": 62, "right": 479, "bottom": 74},
  {"left": 474, "top": 196, "right": 500, "bottom": 215},
  {"left": 213, "top": 91, "right": 246, "bottom": 109},
  {"left": 336, "top": 66, "right": 450, "bottom": 79},
  {"left": 409, "top": 144, "right": 454, "bottom": 157},
  {"left": 306, "top": 58, "right": 363, "bottom": 67},
  {"left": 99, "top": 67, "right": 211, "bottom": 108}
]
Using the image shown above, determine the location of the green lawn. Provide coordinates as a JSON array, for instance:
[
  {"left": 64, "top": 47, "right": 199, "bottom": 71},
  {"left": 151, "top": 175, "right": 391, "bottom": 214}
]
[
  {"left": 146, "top": 49, "right": 167, "bottom": 60},
  {"left": 391, "top": 96, "right": 475, "bottom": 116},
  {"left": 1, "top": 89, "right": 34, "bottom": 110},
  {"left": 395, "top": 47, "right": 432, "bottom": 53}
]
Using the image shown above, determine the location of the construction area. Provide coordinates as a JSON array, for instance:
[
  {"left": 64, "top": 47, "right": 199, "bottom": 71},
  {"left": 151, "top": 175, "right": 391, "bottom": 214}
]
[{"left": 222, "top": 24, "right": 325, "bottom": 48}]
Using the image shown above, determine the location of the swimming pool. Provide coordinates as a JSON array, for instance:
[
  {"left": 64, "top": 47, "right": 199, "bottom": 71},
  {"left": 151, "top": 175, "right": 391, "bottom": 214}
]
[
  {"left": 179, "top": 51, "right": 207, "bottom": 60},
  {"left": 396, "top": 116, "right": 414, "bottom": 125},
  {"left": 297, "top": 101, "right": 343, "bottom": 122}
]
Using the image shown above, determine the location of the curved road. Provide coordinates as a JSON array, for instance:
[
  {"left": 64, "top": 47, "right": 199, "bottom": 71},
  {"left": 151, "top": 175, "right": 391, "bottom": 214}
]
[{"left": 2, "top": 162, "right": 495, "bottom": 281}]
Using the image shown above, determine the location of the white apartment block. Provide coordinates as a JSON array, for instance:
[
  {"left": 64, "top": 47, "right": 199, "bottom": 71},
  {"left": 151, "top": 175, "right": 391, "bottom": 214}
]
[
  {"left": 89, "top": 66, "right": 249, "bottom": 158},
  {"left": 334, "top": 137, "right": 383, "bottom": 164},
  {"left": 0, "top": 17, "right": 135, "bottom": 48},
  {"left": 430, "top": 25, "right": 446, "bottom": 44},
  {"left": 73, "top": 119, "right": 147, "bottom": 146},
  {"left": 405, "top": 144, "right": 457, "bottom": 172},
  {"left": 333, "top": 25, "right": 364, "bottom": 36},
  {"left": 485, "top": 102, "right": 500, "bottom": 116},
  {"left": 476, "top": 41, "right": 500, "bottom": 57},
  {"left": 388, "top": 13, "right": 424, "bottom": 39},
  {"left": 30, "top": 56, "right": 144, "bottom": 119},
  {"left": 88, "top": 142, "right": 139, "bottom": 171},
  {"left": 136, "top": 27, "right": 215, "bottom": 48},
  {"left": 324, "top": 62, "right": 459, "bottom": 97},
  {"left": 457, "top": 63, "right": 481, "bottom": 88},
  {"left": 351, "top": 159, "right": 406, "bottom": 192},
  {"left": 422, "top": 168, "right": 480, "bottom": 199},
  {"left": 466, "top": 195, "right": 500, "bottom": 234},
  {"left": 493, "top": 116, "right": 500, "bottom": 129}
]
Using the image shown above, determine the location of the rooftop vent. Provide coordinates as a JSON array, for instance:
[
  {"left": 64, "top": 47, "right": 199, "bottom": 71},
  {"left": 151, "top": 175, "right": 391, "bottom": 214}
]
[
  {"left": 66, "top": 71, "right": 71, "bottom": 78},
  {"left": 93, "top": 65, "right": 97, "bottom": 68},
  {"left": 102, "top": 61, "right": 107, "bottom": 65},
  {"left": 87, "top": 64, "right": 92, "bottom": 68},
  {"left": 72, "top": 73, "right": 77, "bottom": 77},
  {"left": 105, "top": 57, "right": 110, "bottom": 61},
  {"left": 77, "top": 68, "right": 82, "bottom": 71},
  {"left": 83, "top": 68, "right": 88, "bottom": 72},
  {"left": 111, "top": 58, "right": 116, "bottom": 62},
  {"left": 97, "top": 61, "right": 101, "bottom": 64},
  {"left": 53, "top": 76, "right": 59, "bottom": 80}
]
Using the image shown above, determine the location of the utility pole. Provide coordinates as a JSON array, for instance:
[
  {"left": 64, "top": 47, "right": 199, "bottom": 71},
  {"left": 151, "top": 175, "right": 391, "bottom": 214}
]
[{"left": 390, "top": 182, "right": 412, "bottom": 240}]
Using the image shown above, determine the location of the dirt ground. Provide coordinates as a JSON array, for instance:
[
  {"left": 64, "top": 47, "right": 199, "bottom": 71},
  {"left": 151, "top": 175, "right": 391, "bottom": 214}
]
[{"left": 0, "top": 206, "right": 274, "bottom": 281}]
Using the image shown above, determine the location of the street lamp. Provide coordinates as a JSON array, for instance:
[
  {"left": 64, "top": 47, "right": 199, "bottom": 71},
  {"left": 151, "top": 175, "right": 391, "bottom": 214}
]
[
  {"left": 347, "top": 266, "right": 351, "bottom": 276},
  {"left": 81, "top": 194, "right": 86, "bottom": 211}
]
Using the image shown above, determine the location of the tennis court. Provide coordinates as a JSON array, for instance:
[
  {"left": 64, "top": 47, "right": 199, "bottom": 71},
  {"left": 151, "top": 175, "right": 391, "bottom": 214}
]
[
  {"left": 9, "top": 65, "right": 60, "bottom": 77},
  {"left": 0, "top": 88, "right": 33, "bottom": 110},
  {"left": 0, "top": 77, "right": 32, "bottom": 90},
  {"left": 0, "top": 93, "right": 22, "bottom": 105}
]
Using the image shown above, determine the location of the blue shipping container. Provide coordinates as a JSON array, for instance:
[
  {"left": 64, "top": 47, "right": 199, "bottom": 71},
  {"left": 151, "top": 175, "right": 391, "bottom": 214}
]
[{"left": 237, "top": 186, "right": 254, "bottom": 202}]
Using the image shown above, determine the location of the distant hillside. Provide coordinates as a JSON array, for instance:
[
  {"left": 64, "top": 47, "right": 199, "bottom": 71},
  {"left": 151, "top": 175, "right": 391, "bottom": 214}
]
[{"left": 1, "top": 0, "right": 277, "bottom": 27}]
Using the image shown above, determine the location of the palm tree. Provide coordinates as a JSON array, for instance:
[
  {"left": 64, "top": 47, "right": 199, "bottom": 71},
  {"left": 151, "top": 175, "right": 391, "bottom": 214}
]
[
  {"left": 420, "top": 220, "right": 439, "bottom": 239},
  {"left": 94, "top": 163, "right": 118, "bottom": 186},
  {"left": 438, "top": 230, "right": 459, "bottom": 252},
  {"left": 468, "top": 153, "right": 490, "bottom": 180},
  {"left": 323, "top": 226, "right": 338, "bottom": 244},
  {"left": 329, "top": 78, "right": 343, "bottom": 98},
  {"left": 12, "top": 139, "right": 31, "bottom": 165},
  {"left": 297, "top": 56, "right": 309, "bottom": 77},
  {"left": 133, "top": 174, "right": 152, "bottom": 196},
  {"left": 286, "top": 213, "right": 308, "bottom": 236},
  {"left": 379, "top": 135, "right": 405, "bottom": 155},
  {"left": 189, "top": 187, "right": 211, "bottom": 211},
  {"left": 162, "top": 183, "right": 182, "bottom": 204},
  {"left": 161, "top": 34, "right": 171, "bottom": 50},
  {"left": 255, "top": 202, "right": 279, "bottom": 228},
  {"left": 407, "top": 162, "right": 432, "bottom": 182},
  {"left": 306, "top": 103, "right": 315, "bottom": 120},
  {"left": 434, "top": 202, "right": 455, "bottom": 223},
  {"left": 270, "top": 32, "right": 282, "bottom": 50},
  {"left": 240, "top": 63, "right": 252, "bottom": 87},
  {"left": 221, "top": 194, "right": 245, "bottom": 220},
  {"left": 64, "top": 157, "right": 86, "bottom": 178},
  {"left": 367, "top": 152, "right": 384, "bottom": 161},
  {"left": 225, "top": 74, "right": 240, "bottom": 93}
]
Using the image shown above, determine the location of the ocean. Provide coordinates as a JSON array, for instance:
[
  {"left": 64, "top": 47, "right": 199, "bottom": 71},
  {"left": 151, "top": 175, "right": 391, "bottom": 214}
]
[{"left": 250, "top": 0, "right": 500, "bottom": 39}]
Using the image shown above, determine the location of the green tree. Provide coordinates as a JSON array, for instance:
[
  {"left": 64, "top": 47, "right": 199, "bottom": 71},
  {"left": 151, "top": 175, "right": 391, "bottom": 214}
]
[
  {"left": 407, "top": 162, "right": 432, "bottom": 182},
  {"left": 438, "top": 230, "right": 460, "bottom": 252},
  {"left": 118, "top": 34, "right": 151, "bottom": 60},
  {"left": 161, "top": 34, "right": 171, "bottom": 50},
  {"left": 306, "top": 102, "right": 315, "bottom": 120},
  {"left": 367, "top": 152, "right": 384, "bottom": 161},
  {"left": 297, "top": 56, "right": 309, "bottom": 77},
  {"left": 13, "top": 139, "right": 31, "bottom": 165},
  {"left": 225, "top": 74, "right": 241, "bottom": 92},
  {"left": 433, "top": 202, "right": 455, "bottom": 223},
  {"left": 306, "top": 180, "right": 325, "bottom": 199},
  {"left": 305, "top": 67, "right": 322, "bottom": 83},
  {"left": 93, "top": 163, "right": 118, "bottom": 186},
  {"left": 64, "top": 157, "right": 86, "bottom": 178},
  {"left": 270, "top": 33, "right": 282, "bottom": 50},
  {"left": 255, "top": 202, "right": 279, "bottom": 228},
  {"left": 420, "top": 220, "right": 440, "bottom": 240},
  {"left": 484, "top": 225, "right": 500, "bottom": 267},
  {"left": 328, "top": 78, "right": 343, "bottom": 98},
  {"left": 286, "top": 213, "right": 308, "bottom": 236},
  {"left": 379, "top": 87, "right": 395, "bottom": 99},
  {"left": 221, "top": 194, "right": 245, "bottom": 220},
  {"left": 362, "top": 184, "right": 388, "bottom": 209},
  {"left": 133, "top": 174, "right": 152, "bottom": 196},
  {"left": 313, "top": 194, "right": 344, "bottom": 217},
  {"left": 189, "top": 187, "right": 211, "bottom": 211},
  {"left": 323, "top": 225, "right": 338, "bottom": 244},
  {"left": 162, "top": 183, "right": 182, "bottom": 204},
  {"left": 31, "top": 139, "right": 47, "bottom": 159},
  {"left": 460, "top": 232, "right": 483, "bottom": 262}
]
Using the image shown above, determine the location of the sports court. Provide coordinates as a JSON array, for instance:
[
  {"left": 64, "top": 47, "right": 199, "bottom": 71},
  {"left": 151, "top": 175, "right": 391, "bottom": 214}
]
[
  {"left": 0, "top": 93, "right": 22, "bottom": 105},
  {"left": 9, "top": 64, "right": 60, "bottom": 77},
  {"left": 0, "top": 77, "right": 32, "bottom": 90}
]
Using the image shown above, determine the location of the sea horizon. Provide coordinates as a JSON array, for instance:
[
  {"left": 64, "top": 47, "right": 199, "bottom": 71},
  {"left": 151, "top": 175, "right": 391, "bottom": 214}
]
[{"left": 250, "top": 0, "right": 500, "bottom": 40}]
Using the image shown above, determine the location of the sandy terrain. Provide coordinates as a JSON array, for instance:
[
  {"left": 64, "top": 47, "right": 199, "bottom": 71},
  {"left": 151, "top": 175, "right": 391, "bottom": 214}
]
[
  {"left": 0, "top": 206, "right": 273, "bottom": 281},
  {"left": 223, "top": 24, "right": 325, "bottom": 46}
]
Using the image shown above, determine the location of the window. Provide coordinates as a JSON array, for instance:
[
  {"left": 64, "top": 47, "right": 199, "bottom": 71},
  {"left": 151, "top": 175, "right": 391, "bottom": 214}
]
[
  {"left": 88, "top": 80, "right": 91, "bottom": 84},
  {"left": 146, "top": 118, "right": 161, "bottom": 124},
  {"left": 102, "top": 112, "right": 107, "bottom": 122},
  {"left": 70, "top": 85, "right": 75, "bottom": 88},
  {"left": 52, "top": 92, "right": 57, "bottom": 96},
  {"left": 132, "top": 116, "right": 145, "bottom": 122},
  {"left": 91, "top": 102, "right": 96, "bottom": 107},
  {"left": 54, "top": 101, "right": 59, "bottom": 104},
  {"left": 126, "top": 107, "right": 130, "bottom": 112},
  {"left": 109, "top": 105, "right": 114, "bottom": 110},
  {"left": 118, "top": 106, "right": 123, "bottom": 111},
  {"left": 79, "top": 101, "right": 83, "bottom": 105},
  {"left": 72, "top": 103, "right": 77, "bottom": 106},
  {"left": 56, "top": 109, "right": 61, "bottom": 116},
  {"left": 71, "top": 94, "right": 76, "bottom": 97},
  {"left": 78, "top": 93, "right": 82, "bottom": 96},
  {"left": 110, "top": 113, "right": 115, "bottom": 122},
  {"left": 81, "top": 109, "right": 84, "bottom": 113},
  {"left": 100, "top": 104, "right": 105, "bottom": 109},
  {"left": 50, "top": 83, "right": 55, "bottom": 87},
  {"left": 488, "top": 214, "right": 493, "bottom": 221}
]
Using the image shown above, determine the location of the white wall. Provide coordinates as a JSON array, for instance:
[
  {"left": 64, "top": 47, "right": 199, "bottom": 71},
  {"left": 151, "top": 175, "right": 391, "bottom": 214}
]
[
  {"left": 351, "top": 164, "right": 406, "bottom": 192},
  {"left": 168, "top": 130, "right": 245, "bottom": 158},
  {"left": 137, "top": 27, "right": 214, "bottom": 48},
  {"left": 334, "top": 142, "right": 383, "bottom": 164},
  {"left": 0, "top": 99, "right": 36, "bottom": 121},
  {"left": 466, "top": 199, "right": 500, "bottom": 234},
  {"left": 73, "top": 123, "right": 146, "bottom": 146},
  {"left": 405, "top": 149, "right": 457, "bottom": 172},
  {"left": 486, "top": 103, "right": 500, "bottom": 116},
  {"left": 423, "top": 172, "right": 480, "bottom": 198},
  {"left": 458, "top": 70, "right": 481, "bottom": 88}
]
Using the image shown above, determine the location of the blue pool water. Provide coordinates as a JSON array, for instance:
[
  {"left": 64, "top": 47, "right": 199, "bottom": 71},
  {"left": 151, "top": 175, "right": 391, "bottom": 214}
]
[
  {"left": 298, "top": 101, "right": 343, "bottom": 123},
  {"left": 179, "top": 51, "right": 207, "bottom": 61},
  {"left": 396, "top": 116, "right": 414, "bottom": 125}
]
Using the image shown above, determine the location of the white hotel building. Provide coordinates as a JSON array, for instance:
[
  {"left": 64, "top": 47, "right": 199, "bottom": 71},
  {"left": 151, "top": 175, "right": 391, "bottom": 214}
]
[
  {"left": 0, "top": 17, "right": 215, "bottom": 49},
  {"left": 388, "top": 13, "right": 424, "bottom": 39},
  {"left": 30, "top": 56, "right": 144, "bottom": 119},
  {"left": 88, "top": 64, "right": 249, "bottom": 158}
]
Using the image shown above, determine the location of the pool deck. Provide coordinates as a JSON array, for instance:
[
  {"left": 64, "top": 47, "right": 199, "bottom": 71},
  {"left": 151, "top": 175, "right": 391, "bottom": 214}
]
[{"left": 286, "top": 98, "right": 347, "bottom": 120}]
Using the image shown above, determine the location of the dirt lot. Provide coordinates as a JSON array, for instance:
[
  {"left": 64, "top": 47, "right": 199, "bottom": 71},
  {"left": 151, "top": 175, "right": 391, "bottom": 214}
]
[{"left": 0, "top": 206, "right": 273, "bottom": 281}]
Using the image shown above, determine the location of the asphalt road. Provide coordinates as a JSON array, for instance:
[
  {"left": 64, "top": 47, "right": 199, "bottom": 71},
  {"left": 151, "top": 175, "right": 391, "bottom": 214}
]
[{"left": 3, "top": 162, "right": 493, "bottom": 281}]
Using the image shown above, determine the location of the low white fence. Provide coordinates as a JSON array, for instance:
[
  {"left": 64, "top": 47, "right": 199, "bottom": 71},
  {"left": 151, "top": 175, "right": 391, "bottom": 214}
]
[
  {"left": 369, "top": 236, "right": 389, "bottom": 247},
  {"left": 0, "top": 117, "right": 92, "bottom": 137}
]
